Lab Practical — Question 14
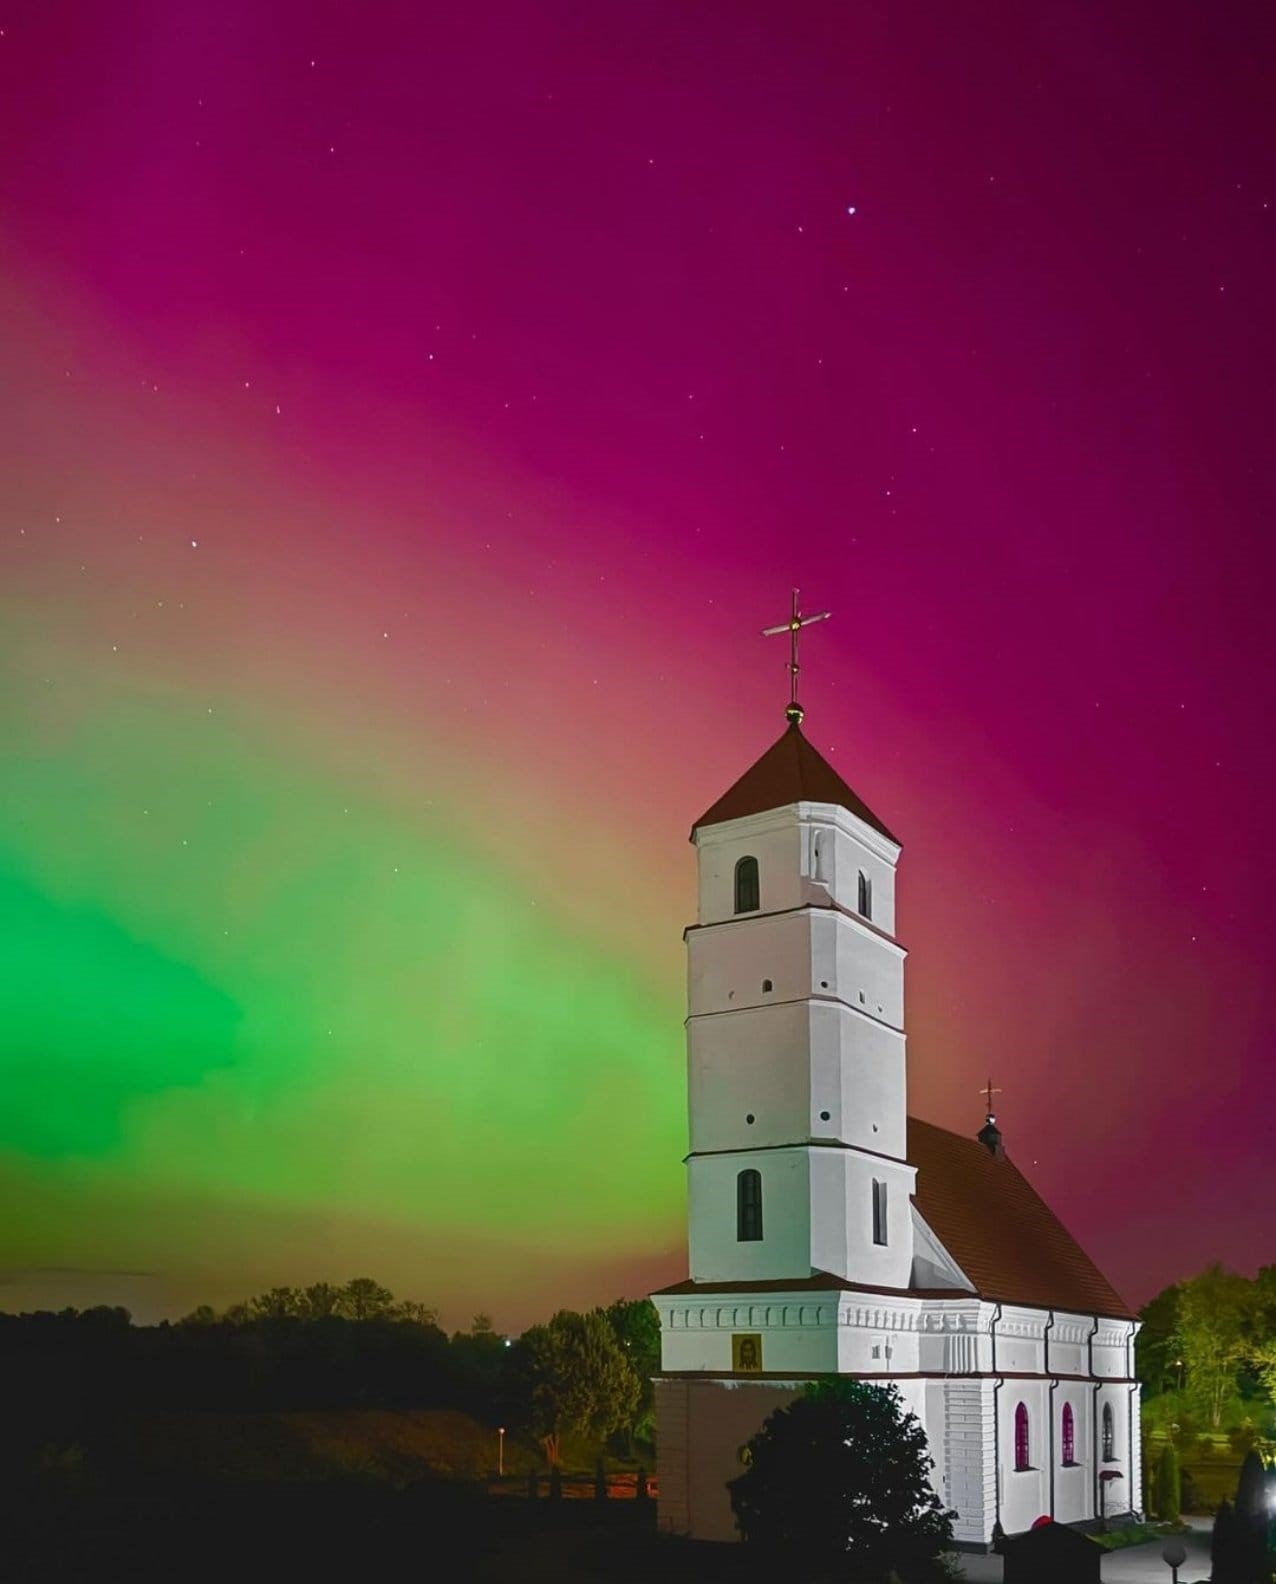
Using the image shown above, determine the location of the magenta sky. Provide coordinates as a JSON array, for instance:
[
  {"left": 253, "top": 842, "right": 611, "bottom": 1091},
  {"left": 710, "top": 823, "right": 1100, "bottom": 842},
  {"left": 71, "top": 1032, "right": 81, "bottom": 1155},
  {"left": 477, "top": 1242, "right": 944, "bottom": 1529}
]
[{"left": 1, "top": 1, "right": 1273, "bottom": 1325}]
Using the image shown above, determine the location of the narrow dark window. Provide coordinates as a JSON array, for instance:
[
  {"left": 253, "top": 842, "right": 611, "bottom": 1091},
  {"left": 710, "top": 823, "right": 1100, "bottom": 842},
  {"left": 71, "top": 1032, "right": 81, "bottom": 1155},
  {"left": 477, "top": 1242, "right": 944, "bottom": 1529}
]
[
  {"left": 1061, "top": 1403, "right": 1075, "bottom": 1466},
  {"left": 857, "top": 869, "right": 872, "bottom": 919},
  {"left": 871, "top": 1179, "right": 888, "bottom": 1246},
  {"left": 1014, "top": 1402, "right": 1031, "bottom": 1471},
  {"left": 737, "top": 1169, "right": 763, "bottom": 1241},
  {"left": 761, "top": 979, "right": 773, "bottom": 993},
  {"left": 1102, "top": 1402, "right": 1115, "bottom": 1462},
  {"left": 734, "top": 856, "right": 760, "bottom": 914}
]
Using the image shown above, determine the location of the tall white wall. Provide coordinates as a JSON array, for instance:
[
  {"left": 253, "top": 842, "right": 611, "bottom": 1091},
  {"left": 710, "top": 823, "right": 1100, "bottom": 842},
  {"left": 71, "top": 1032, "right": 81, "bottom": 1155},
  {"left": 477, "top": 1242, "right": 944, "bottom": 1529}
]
[
  {"left": 1053, "top": 1385, "right": 1092, "bottom": 1525},
  {"left": 686, "top": 911, "right": 905, "bottom": 1037},
  {"left": 687, "top": 1147, "right": 916, "bottom": 1287},
  {"left": 684, "top": 800, "right": 910, "bottom": 1289},
  {"left": 687, "top": 1150, "right": 812, "bottom": 1283},
  {"left": 940, "top": 1378, "right": 998, "bottom": 1546},
  {"left": 688, "top": 1001, "right": 906, "bottom": 1158}
]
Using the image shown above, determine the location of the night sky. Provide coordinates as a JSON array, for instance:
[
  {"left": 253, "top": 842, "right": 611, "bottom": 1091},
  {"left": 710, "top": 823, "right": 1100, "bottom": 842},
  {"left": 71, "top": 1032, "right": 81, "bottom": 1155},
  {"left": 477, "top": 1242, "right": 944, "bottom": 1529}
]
[{"left": 2, "top": 2, "right": 1273, "bottom": 1330}]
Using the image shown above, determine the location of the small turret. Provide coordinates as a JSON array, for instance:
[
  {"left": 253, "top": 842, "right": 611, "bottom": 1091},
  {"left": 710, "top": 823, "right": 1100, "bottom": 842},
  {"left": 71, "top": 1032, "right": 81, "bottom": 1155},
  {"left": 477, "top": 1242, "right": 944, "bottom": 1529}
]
[{"left": 977, "top": 1114, "right": 1005, "bottom": 1159}]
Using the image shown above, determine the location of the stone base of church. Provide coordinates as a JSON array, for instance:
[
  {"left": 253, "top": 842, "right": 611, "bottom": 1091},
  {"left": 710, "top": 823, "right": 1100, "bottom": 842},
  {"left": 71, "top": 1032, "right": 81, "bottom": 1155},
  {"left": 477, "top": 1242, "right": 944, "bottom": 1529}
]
[{"left": 654, "top": 1376, "right": 800, "bottom": 1542}]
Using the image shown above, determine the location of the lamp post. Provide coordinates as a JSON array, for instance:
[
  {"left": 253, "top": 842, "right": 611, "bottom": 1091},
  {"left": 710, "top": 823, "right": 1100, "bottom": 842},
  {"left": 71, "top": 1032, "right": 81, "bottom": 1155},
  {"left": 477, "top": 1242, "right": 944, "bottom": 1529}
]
[
  {"left": 498, "top": 1425, "right": 505, "bottom": 1477},
  {"left": 1161, "top": 1537, "right": 1186, "bottom": 1582}
]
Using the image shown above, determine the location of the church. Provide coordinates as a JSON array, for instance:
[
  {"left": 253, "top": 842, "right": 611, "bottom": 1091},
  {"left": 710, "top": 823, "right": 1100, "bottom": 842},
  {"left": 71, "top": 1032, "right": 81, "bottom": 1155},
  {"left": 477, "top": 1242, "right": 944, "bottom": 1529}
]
[{"left": 650, "top": 655, "right": 1142, "bottom": 1548}]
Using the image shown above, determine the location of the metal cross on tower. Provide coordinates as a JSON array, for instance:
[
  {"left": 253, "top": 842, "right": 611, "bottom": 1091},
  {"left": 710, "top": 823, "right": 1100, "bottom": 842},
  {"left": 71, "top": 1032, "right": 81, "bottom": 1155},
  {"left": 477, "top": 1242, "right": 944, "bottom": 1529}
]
[
  {"left": 761, "top": 588, "right": 831, "bottom": 726},
  {"left": 980, "top": 1078, "right": 1003, "bottom": 1122}
]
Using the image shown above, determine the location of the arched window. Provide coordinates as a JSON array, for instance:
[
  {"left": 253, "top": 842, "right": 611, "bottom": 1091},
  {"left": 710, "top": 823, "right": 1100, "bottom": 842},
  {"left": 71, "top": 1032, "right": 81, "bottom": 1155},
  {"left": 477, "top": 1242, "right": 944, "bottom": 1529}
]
[
  {"left": 857, "top": 870, "right": 872, "bottom": 919},
  {"left": 1014, "top": 1402, "right": 1031, "bottom": 1471},
  {"left": 871, "top": 1179, "right": 888, "bottom": 1246},
  {"left": 737, "top": 1169, "right": 763, "bottom": 1242},
  {"left": 734, "top": 856, "right": 760, "bottom": 914},
  {"left": 1102, "top": 1402, "right": 1115, "bottom": 1462},
  {"left": 1061, "top": 1402, "right": 1076, "bottom": 1466}
]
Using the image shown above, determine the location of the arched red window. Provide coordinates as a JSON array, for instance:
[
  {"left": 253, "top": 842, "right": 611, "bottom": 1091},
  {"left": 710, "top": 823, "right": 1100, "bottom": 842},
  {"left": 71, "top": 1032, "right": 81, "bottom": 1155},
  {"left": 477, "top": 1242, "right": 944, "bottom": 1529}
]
[
  {"left": 1061, "top": 1402, "right": 1075, "bottom": 1465},
  {"left": 1014, "top": 1402, "right": 1031, "bottom": 1471}
]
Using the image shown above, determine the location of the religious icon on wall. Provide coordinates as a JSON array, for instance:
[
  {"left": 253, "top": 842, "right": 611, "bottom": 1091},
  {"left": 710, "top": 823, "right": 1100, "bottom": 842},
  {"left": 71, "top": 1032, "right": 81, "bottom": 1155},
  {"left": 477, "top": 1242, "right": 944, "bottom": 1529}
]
[{"left": 732, "top": 1332, "right": 763, "bottom": 1372}]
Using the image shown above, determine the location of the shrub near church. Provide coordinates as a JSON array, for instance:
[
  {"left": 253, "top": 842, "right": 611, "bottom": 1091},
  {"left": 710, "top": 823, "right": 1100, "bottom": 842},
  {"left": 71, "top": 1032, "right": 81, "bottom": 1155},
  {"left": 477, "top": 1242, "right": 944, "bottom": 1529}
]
[{"left": 728, "top": 1380, "right": 955, "bottom": 1581}]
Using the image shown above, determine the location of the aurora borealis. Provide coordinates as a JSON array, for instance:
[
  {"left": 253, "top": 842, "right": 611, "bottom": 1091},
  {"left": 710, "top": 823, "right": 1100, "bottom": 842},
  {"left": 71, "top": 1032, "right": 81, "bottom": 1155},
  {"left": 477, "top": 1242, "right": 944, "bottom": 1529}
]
[{"left": 2, "top": 2, "right": 1274, "bottom": 1328}]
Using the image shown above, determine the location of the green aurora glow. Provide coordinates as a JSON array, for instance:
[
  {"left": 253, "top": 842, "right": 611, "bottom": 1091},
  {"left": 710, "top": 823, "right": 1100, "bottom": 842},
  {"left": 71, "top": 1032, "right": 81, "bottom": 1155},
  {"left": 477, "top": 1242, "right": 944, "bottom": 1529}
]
[{"left": 2, "top": 698, "right": 685, "bottom": 1322}]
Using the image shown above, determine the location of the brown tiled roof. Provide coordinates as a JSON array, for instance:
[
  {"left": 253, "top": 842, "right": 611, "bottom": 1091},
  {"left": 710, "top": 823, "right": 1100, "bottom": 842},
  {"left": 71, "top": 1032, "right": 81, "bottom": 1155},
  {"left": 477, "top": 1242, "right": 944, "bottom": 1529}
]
[
  {"left": 692, "top": 723, "right": 898, "bottom": 842},
  {"left": 908, "top": 1117, "right": 1135, "bottom": 1320},
  {"left": 653, "top": 1118, "right": 1134, "bottom": 1321}
]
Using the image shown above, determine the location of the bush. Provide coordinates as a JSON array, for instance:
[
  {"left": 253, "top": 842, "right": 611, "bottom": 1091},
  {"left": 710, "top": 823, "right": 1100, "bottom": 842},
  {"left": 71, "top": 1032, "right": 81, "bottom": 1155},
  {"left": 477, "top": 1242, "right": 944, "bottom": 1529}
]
[
  {"left": 1094, "top": 1522, "right": 1174, "bottom": 1552},
  {"left": 1233, "top": 1451, "right": 1271, "bottom": 1582},
  {"left": 1212, "top": 1499, "right": 1240, "bottom": 1583},
  {"left": 1155, "top": 1443, "right": 1181, "bottom": 1523},
  {"left": 727, "top": 1380, "right": 955, "bottom": 1581}
]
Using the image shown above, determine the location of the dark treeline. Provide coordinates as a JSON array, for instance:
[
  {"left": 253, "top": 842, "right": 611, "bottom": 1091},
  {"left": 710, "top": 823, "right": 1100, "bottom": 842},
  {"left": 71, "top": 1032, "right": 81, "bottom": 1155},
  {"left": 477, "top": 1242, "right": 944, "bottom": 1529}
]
[
  {"left": 3, "top": 1304, "right": 514, "bottom": 1421},
  {"left": 1, "top": 1279, "right": 659, "bottom": 1473}
]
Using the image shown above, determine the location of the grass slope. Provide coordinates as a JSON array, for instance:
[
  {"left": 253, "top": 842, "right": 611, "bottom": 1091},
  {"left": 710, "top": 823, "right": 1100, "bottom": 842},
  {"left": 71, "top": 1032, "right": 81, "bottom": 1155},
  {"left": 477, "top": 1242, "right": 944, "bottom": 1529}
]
[{"left": 115, "top": 1408, "right": 540, "bottom": 1484}]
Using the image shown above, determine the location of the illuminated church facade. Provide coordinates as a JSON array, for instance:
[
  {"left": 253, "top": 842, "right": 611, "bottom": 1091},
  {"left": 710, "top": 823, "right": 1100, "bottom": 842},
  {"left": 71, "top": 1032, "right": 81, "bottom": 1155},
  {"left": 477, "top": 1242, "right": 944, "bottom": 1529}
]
[{"left": 651, "top": 711, "right": 1142, "bottom": 1547}]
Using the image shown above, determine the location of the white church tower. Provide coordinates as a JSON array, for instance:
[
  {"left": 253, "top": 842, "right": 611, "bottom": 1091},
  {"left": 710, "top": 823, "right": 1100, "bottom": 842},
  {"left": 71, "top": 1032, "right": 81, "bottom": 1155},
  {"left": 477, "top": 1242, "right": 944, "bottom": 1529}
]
[
  {"left": 652, "top": 597, "right": 1141, "bottom": 1547},
  {"left": 684, "top": 718, "right": 914, "bottom": 1298}
]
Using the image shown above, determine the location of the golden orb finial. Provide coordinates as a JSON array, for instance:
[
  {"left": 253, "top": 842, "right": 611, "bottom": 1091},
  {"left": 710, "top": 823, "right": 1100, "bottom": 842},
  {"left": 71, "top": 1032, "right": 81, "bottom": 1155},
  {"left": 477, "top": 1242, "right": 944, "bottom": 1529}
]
[{"left": 762, "top": 590, "right": 830, "bottom": 729}]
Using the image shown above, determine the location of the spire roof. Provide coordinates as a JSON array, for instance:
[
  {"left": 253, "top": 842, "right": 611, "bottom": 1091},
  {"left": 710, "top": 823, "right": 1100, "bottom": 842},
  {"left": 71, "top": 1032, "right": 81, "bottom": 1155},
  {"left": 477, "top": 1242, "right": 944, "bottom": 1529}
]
[{"left": 692, "top": 722, "right": 898, "bottom": 842}]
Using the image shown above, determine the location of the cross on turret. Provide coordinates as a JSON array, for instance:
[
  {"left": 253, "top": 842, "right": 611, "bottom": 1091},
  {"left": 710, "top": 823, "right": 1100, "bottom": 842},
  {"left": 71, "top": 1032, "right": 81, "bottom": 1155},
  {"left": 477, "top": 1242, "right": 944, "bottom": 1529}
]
[
  {"left": 761, "top": 588, "right": 831, "bottom": 726},
  {"left": 981, "top": 1078, "right": 1003, "bottom": 1122}
]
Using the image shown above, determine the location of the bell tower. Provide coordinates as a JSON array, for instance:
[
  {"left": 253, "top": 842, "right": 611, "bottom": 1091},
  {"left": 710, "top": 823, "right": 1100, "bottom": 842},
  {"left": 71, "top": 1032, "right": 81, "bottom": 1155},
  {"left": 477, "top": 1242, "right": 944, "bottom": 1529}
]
[{"left": 683, "top": 718, "right": 915, "bottom": 1289}]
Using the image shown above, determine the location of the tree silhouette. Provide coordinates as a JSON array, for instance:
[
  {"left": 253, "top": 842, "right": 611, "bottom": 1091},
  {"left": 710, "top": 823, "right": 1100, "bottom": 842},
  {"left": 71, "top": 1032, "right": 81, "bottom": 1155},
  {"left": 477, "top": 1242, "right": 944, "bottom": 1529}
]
[
  {"left": 1155, "top": 1443, "right": 1181, "bottom": 1523},
  {"left": 728, "top": 1379, "right": 954, "bottom": 1580},
  {"left": 248, "top": 1287, "right": 305, "bottom": 1320},
  {"left": 301, "top": 1282, "right": 342, "bottom": 1319},
  {"left": 1172, "top": 1265, "right": 1254, "bottom": 1426},
  {"left": 604, "top": 1297, "right": 660, "bottom": 1444},
  {"left": 519, "top": 1309, "right": 641, "bottom": 1466},
  {"left": 336, "top": 1278, "right": 396, "bottom": 1320}
]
